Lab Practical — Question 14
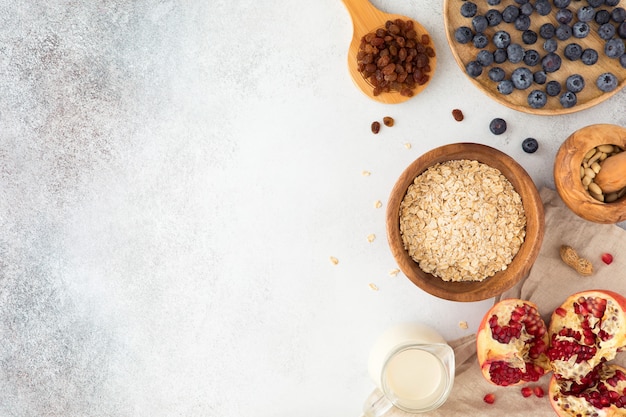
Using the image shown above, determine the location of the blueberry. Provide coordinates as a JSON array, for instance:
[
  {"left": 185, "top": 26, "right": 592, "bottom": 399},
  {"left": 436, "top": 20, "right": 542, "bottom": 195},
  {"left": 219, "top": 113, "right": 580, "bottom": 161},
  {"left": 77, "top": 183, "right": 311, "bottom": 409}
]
[
  {"left": 556, "top": 24, "right": 572, "bottom": 41},
  {"left": 621, "top": 54, "right": 626, "bottom": 68},
  {"left": 477, "top": 50, "right": 494, "bottom": 66},
  {"left": 515, "top": 0, "right": 529, "bottom": 4},
  {"left": 472, "top": 15, "right": 489, "bottom": 33},
  {"left": 455, "top": 26, "right": 474, "bottom": 44},
  {"left": 524, "top": 49, "right": 541, "bottom": 66},
  {"left": 515, "top": 15, "right": 531, "bottom": 31},
  {"left": 485, "top": 9, "right": 503, "bottom": 26},
  {"left": 533, "top": 70, "right": 547, "bottom": 84},
  {"left": 605, "top": 0, "right": 620, "bottom": 6},
  {"left": 539, "top": 23, "right": 556, "bottom": 39},
  {"left": 598, "top": 23, "right": 616, "bottom": 40},
  {"left": 612, "top": 7, "right": 626, "bottom": 23},
  {"left": 535, "top": 0, "right": 551, "bottom": 16},
  {"left": 497, "top": 80, "right": 514, "bottom": 95},
  {"left": 553, "top": 0, "right": 571, "bottom": 8},
  {"left": 492, "top": 30, "right": 511, "bottom": 49},
  {"left": 522, "top": 30, "right": 538, "bottom": 44},
  {"left": 502, "top": 5, "right": 520, "bottom": 23},
  {"left": 566, "top": 74, "right": 585, "bottom": 93},
  {"left": 460, "top": 2, "right": 478, "bottom": 18},
  {"left": 546, "top": 80, "right": 562, "bottom": 96},
  {"left": 473, "top": 33, "right": 489, "bottom": 49},
  {"left": 581, "top": 48, "right": 599, "bottom": 65},
  {"left": 507, "top": 43, "right": 525, "bottom": 63},
  {"left": 560, "top": 91, "right": 578, "bottom": 108},
  {"left": 564, "top": 43, "right": 583, "bottom": 61},
  {"left": 487, "top": 0, "right": 501, "bottom": 5},
  {"left": 542, "top": 52, "right": 562, "bottom": 73},
  {"left": 556, "top": 9, "right": 573, "bottom": 24},
  {"left": 520, "top": 3, "right": 534, "bottom": 16},
  {"left": 619, "top": 22, "right": 626, "bottom": 39},
  {"left": 511, "top": 67, "right": 533, "bottom": 89},
  {"left": 597, "top": 72, "right": 618, "bottom": 92},
  {"left": 572, "top": 22, "right": 590, "bottom": 38},
  {"left": 605, "top": 38, "right": 626, "bottom": 58},
  {"left": 489, "top": 118, "right": 507, "bottom": 135},
  {"left": 587, "top": 0, "right": 604, "bottom": 7},
  {"left": 527, "top": 90, "right": 547, "bottom": 108},
  {"left": 466, "top": 61, "right": 483, "bottom": 77},
  {"left": 494, "top": 48, "right": 508, "bottom": 63},
  {"left": 578, "top": 6, "right": 596, "bottom": 22},
  {"left": 543, "top": 38, "right": 558, "bottom": 53},
  {"left": 488, "top": 67, "right": 506, "bottom": 82},
  {"left": 595, "top": 10, "right": 611, "bottom": 25},
  {"left": 522, "top": 137, "right": 539, "bottom": 153}
]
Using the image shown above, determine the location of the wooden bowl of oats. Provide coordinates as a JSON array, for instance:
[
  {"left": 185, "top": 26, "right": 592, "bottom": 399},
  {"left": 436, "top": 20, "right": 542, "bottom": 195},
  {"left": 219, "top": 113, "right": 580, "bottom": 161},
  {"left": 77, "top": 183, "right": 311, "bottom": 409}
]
[{"left": 386, "top": 143, "right": 545, "bottom": 302}]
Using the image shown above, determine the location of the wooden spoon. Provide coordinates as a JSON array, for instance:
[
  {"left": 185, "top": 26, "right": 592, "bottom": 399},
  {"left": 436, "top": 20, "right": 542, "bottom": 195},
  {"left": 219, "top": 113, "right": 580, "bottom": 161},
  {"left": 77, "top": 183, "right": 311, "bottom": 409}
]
[
  {"left": 341, "top": 0, "right": 436, "bottom": 104},
  {"left": 594, "top": 151, "right": 626, "bottom": 194}
]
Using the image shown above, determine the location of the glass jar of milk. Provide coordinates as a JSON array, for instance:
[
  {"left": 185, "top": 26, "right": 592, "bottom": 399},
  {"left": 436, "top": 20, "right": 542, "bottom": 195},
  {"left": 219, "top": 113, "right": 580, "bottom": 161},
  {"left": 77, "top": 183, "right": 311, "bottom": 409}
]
[{"left": 362, "top": 323, "right": 455, "bottom": 416}]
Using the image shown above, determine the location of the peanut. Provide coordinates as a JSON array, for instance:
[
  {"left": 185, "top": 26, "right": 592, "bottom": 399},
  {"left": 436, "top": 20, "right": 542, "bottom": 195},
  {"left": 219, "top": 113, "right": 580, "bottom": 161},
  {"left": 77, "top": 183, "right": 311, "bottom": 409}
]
[
  {"left": 580, "top": 144, "right": 626, "bottom": 203},
  {"left": 560, "top": 245, "right": 593, "bottom": 276}
]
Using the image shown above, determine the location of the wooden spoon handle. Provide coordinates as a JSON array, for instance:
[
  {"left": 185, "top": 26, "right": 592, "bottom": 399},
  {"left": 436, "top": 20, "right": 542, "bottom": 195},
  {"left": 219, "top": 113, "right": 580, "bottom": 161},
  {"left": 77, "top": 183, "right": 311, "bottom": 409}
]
[
  {"left": 594, "top": 151, "right": 626, "bottom": 194},
  {"left": 341, "top": 0, "right": 386, "bottom": 35}
]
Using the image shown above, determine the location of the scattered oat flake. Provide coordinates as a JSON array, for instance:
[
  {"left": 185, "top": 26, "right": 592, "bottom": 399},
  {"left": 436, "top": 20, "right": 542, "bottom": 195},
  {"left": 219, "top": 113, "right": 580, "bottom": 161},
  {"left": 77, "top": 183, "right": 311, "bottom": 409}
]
[
  {"left": 389, "top": 268, "right": 400, "bottom": 276},
  {"left": 367, "top": 234, "right": 376, "bottom": 243},
  {"left": 374, "top": 200, "right": 383, "bottom": 209},
  {"left": 369, "top": 283, "right": 379, "bottom": 291},
  {"left": 404, "top": 142, "right": 412, "bottom": 149},
  {"left": 459, "top": 321, "right": 469, "bottom": 329},
  {"left": 362, "top": 170, "right": 371, "bottom": 176},
  {"left": 330, "top": 256, "right": 339, "bottom": 265}
]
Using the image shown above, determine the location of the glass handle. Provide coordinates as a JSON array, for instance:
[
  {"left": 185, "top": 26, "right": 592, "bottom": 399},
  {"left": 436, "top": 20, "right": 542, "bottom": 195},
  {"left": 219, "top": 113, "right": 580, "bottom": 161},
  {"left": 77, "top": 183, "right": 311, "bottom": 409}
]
[{"left": 362, "top": 388, "right": 394, "bottom": 417}]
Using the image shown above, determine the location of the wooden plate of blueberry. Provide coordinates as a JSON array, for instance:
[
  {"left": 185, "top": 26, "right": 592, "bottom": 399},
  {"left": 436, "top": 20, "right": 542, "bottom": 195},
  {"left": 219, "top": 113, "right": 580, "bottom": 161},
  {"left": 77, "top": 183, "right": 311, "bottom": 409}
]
[{"left": 444, "top": 0, "right": 626, "bottom": 115}]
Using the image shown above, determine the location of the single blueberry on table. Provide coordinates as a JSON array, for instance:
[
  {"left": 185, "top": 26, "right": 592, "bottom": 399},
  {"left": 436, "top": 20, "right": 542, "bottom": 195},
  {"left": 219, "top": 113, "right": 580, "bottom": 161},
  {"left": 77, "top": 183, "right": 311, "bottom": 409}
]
[
  {"left": 605, "top": 38, "right": 625, "bottom": 58},
  {"left": 460, "top": 2, "right": 478, "bottom": 18},
  {"left": 533, "top": 70, "right": 547, "bottom": 84},
  {"left": 488, "top": 67, "right": 506, "bottom": 82},
  {"left": 511, "top": 67, "right": 533, "bottom": 89},
  {"left": 542, "top": 52, "right": 562, "bottom": 73},
  {"left": 477, "top": 50, "right": 494, "bottom": 66},
  {"left": 556, "top": 24, "right": 572, "bottom": 41},
  {"left": 556, "top": 9, "right": 573, "bottom": 25},
  {"left": 560, "top": 91, "right": 577, "bottom": 108},
  {"left": 494, "top": 48, "right": 508, "bottom": 63},
  {"left": 595, "top": 10, "right": 611, "bottom": 25},
  {"left": 466, "top": 61, "right": 483, "bottom": 77},
  {"left": 572, "top": 22, "right": 590, "bottom": 38},
  {"left": 522, "top": 137, "right": 539, "bottom": 153},
  {"left": 577, "top": 6, "right": 596, "bottom": 23},
  {"left": 543, "top": 38, "right": 558, "bottom": 53},
  {"left": 546, "top": 80, "right": 562, "bottom": 96},
  {"left": 581, "top": 48, "right": 599, "bottom": 65},
  {"left": 455, "top": 26, "right": 473, "bottom": 44},
  {"left": 472, "top": 15, "right": 488, "bottom": 33},
  {"left": 486, "top": 9, "right": 503, "bottom": 26},
  {"left": 502, "top": 5, "right": 520, "bottom": 23},
  {"left": 524, "top": 49, "right": 541, "bottom": 66},
  {"left": 597, "top": 72, "right": 618, "bottom": 92},
  {"left": 515, "top": 15, "right": 531, "bottom": 31},
  {"left": 566, "top": 74, "right": 585, "bottom": 93},
  {"left": 507, "top": 43, "right": 525, "bottom": 63},
  {"left": 535, "top": 0, "right": 551, "bottom": 16},
  {"left": 492, "top": 30, "right": 511, "bottom": 49},
  {"left": 527, "top": 90, "right": 547, "bottom": 109},
  {"left": 489, "top": 118, "right": 507, "bottom": 135},
  {"left": 522, "top": 30, "right": 538, "bottom": 44},
  {"left": 497, "top": 80, "right": 514, "bottom": 95},
  {"left": 612, "top": 7, "right": 626, "bottom": 23},
  {"left": 564, "top": 43, "right": 583, "bottom": 61},
  {"left": 598, "top": 23, "right": 616, "bottom": 40},
  {"left": 539, "top": 23, "right": 555, "bottom": 39},
  {"left": 553, "top": 0, "right": 570, "bottom": 8},
  {"left": 473, "top": 33, "right": 489, "bottom": 49}
]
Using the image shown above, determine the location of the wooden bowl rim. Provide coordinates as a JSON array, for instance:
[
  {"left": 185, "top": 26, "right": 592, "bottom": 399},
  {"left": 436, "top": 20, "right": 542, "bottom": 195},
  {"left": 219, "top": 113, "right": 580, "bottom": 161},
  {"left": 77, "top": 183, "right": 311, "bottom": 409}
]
[
  {"left": 554, "top": 124, "right": 626, "bottom": 224},
  {"left": 386, "top": 143, "right": 545, "bottom": 302}
]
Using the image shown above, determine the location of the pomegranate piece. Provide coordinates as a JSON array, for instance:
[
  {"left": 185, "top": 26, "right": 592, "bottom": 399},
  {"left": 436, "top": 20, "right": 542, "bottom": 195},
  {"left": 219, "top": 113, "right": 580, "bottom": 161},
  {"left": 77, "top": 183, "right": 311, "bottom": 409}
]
[
  {"left": 521, "top": 386, "right": 533, "bottom": 397},
  {"left": 602, "top": 253, "right": 614, "bottom": 265},
  {"left": 533, "top": 386, "right": 544, "bottom": 398},
  {"left": 547, "top": 290, "right": 626, "bottom": 383},
  {"left": 483, "top": 393, "right": 496, "bottom": 404},
  {"left": 477, "top": 299, "right": 550, "bottom": 386},
  {"left": 550, "top": 364, "right": 626, "bottom": 417}
]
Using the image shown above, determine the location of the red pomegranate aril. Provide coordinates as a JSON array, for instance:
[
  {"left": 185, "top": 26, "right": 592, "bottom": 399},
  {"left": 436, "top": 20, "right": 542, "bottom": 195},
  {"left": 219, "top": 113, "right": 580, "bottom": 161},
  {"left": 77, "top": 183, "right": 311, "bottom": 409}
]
[
  {"left": 534, "top": 386, "right": 545, "bottom": 397},
  {"left": 555, "top": 307, "right": 567, "bottom": 317},
  {"left": 484, "top": 393, "right": 496, "bottom": 404},
  {"left": 602, "top": 253, "right": 614, "bottom": 265},
  {"left": 521, "top": 386, "right": 533, "bottom": 397}
]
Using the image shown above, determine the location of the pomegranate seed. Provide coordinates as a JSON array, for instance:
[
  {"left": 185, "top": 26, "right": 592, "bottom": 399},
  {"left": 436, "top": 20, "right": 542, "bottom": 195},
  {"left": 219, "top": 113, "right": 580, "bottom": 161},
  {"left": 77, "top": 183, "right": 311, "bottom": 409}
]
[
  {"left": 602, "top": 253, "right": 614, "bottom": 265},
  {"left": 483, "top": 393, "right": 496, "bottom": 404},
  {"left": 533, "top": 386, "right": 545, "bottom": 398},
  {"left": 555, "top": 307, "right": 567, "bottom": 317},
  {"left": 521, "top": 387, "right": 533, "bottom": 397}
]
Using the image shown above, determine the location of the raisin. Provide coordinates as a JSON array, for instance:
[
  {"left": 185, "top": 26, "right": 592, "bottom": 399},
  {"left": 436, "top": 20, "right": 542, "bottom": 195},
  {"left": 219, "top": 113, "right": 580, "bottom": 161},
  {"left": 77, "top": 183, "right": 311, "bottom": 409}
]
[
  {"left": 452, "top": 109, "right": 464, "bottom": 121},
  {"left": 371, "top": 121, "right": 381, "bottom": 134},
  {"left": 383, "top": 116, "right": 394, "bottom": 127}
]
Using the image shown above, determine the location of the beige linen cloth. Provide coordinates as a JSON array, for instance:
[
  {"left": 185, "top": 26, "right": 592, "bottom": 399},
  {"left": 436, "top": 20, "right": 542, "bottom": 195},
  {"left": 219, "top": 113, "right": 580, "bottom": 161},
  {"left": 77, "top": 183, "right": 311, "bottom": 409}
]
[{"left": 368, "top": 187, "right": 626, "bottom": 416}]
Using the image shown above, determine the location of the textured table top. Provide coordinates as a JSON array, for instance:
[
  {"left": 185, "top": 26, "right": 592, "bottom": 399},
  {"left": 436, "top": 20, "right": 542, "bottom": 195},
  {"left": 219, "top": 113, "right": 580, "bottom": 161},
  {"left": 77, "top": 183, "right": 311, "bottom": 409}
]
[{"left": 1, "top": 1, "right": 625, "bottom": 416}]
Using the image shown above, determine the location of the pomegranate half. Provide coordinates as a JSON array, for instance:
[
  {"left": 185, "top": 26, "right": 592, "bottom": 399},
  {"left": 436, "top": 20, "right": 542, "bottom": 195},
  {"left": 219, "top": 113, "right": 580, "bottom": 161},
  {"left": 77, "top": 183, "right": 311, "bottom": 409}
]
[
  {"left": 549, "top": 364, "right": 626, "bottom": 417},
  {"left": 547, "top": 290, "right": 626, "bottom": 383},
  {"left": 477, "top": 298, "right": 550, "bottom": 386}
]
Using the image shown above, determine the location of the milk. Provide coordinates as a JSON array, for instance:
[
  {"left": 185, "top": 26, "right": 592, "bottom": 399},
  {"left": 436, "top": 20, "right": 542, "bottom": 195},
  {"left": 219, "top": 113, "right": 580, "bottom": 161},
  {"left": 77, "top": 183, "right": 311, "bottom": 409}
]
[{"left": 365, "top": 323, "right": 454, "bottom": 414}]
